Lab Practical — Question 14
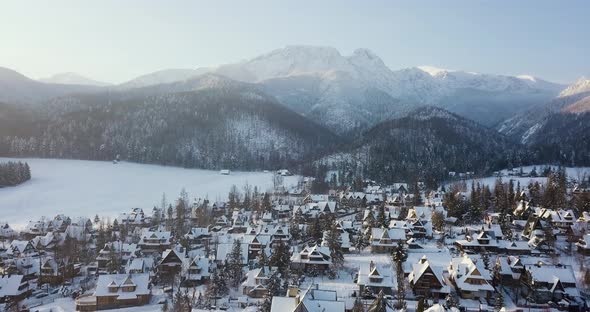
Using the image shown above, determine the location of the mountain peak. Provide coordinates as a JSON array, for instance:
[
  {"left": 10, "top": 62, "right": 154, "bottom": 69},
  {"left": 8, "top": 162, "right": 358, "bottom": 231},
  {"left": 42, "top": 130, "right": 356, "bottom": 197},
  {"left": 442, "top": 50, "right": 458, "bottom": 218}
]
[
  {"left": 559, "top": 77, "right": 590, "bottom": 97},
  {"left": 417, "top": 65, "right": 455, "bottom": 77},
  {"left": 39, "top": 72, "right": 111, "bottom": 87}
]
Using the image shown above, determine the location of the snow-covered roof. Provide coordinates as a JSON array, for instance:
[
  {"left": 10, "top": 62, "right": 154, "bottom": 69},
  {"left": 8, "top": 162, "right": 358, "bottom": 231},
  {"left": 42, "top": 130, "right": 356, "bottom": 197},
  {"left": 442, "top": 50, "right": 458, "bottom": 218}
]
[
  {"left": 94, "top": 273, "right": 150, "bottom": 298},
  {"left": 0, "top": 275, "right": 25, "bottom": 297}
]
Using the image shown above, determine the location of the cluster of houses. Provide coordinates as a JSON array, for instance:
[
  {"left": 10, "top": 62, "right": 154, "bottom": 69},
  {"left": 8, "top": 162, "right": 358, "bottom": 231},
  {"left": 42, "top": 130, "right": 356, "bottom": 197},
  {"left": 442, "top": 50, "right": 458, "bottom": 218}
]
[{"left": 0, "top": 177, "right": 589, "bottom": 311}]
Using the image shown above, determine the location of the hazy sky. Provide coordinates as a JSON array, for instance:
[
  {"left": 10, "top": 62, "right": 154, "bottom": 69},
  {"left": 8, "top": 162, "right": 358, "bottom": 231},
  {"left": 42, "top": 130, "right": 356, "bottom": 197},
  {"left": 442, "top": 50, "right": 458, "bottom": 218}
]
[{"left": 1, "top": 0, "right": 588, "bottom": 84}]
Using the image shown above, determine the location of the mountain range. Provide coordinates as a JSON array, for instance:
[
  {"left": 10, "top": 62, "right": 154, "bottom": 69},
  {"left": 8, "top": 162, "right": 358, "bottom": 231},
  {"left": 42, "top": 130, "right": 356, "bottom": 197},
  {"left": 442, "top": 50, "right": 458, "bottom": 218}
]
[{"left": 0, "top": 45, "right": 587, "bottom": 180}]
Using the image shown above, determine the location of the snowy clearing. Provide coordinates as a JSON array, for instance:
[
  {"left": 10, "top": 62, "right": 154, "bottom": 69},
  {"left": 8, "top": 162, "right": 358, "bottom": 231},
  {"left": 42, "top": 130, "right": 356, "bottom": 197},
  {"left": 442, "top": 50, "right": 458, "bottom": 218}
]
[{"left": 0, "top": 158, "right": 299, "bottom": 228}]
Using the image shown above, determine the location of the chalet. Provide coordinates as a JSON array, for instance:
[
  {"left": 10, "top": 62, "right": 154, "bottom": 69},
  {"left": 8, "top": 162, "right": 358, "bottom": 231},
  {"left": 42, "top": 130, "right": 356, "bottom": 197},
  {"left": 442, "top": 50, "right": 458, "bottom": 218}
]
[
  {"left": 495, "top": 256, "right": 525, "bottom": 286},
  {"left": 0, "top": 275, "right": 30, "bottom": 303},
  {"left": 356, "top": 261, "right": 394, "bottom": 296},
  {"left": 96, "top": 242, "right": 138, "bottom": 270},
  {"left": 270, "top": 285, "right": 345, "bottom": 312},
  {"left": 241, "top": 266, "right": 277, "bottom": 298},
  {"left": 158, "top": 249, "right": 183, "bottom": 278},
  {"left": 118, "top": 208, "right": 148, "bottom": 226},
  {"left": 455, "top": 231, "right": 499, "bottom": 252},
  {"left": 126, "top": 258, "right": 153, "bottom": 274},
  {"left": 369, "top": 228, "right": 406, "bottom": 253},
  {"left": 499, "top": 240, "right": 532, "bottom": 255},
  {"left": 76, "top": 273, "right": 150, "bottom": 311},
  {"left": 185, "top": 227, "right": 210, "bottom": 246},
  {"left": 182, "top": 256, "right": 210, "bottom": 286},
  {"left": 290, "top": 245, "right": 331, "bottom": 272},
  {"left": 211, "top": 202, "right": 227, "bottom": 216},
  {"left": 31, "top": 232, "right": 61, "bottom": 251},
  {"left": 246, "top": 234, "right": 270, "bottom": 261},
  {"left": 408, "top": 256, "right": 449, "bottom": 299},
  {"left": 0, "top": 224, "right": 16, "bottom": 239},
  {"left": 39, "top": 257, "right": 80, "bottom": 285},
  {"left": 535, "top": 208, "right": 576, "bottom": 231},
  {"left": 21, "top": 220, "right": 49, "bottom": 239},
  {"left": 448, "top": 256, "right": 494, "bottom": 301},
  {"left": 7, "top": 240, "right": 36, "bottom": 258},
  {"left": 521, "top": 264, "right": 580, "bottom": 305},
  {"left": 137, "top": 229, "right": 172, "bottom": 253}
]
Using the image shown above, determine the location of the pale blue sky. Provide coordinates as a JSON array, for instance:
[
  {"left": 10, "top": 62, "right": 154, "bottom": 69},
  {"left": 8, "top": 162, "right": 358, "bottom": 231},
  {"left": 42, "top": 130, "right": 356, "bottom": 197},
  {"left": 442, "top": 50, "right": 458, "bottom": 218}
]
[{"left": 1, "top": 0, "right": 588, "bottom": 84}]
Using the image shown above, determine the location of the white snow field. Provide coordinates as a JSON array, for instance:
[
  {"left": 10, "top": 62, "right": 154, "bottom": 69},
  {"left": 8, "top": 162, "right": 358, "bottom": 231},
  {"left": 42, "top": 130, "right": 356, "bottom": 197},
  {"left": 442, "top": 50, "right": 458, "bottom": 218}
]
[{"left": 0, "top": 158, "right": 299, "bottom": 227}]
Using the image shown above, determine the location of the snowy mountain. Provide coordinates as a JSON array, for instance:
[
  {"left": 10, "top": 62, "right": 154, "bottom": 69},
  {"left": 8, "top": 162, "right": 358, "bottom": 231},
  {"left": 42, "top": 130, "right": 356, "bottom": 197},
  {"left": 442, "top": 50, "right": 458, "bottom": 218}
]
[
  {"left": 558, "top": 77, "right": 590, "bottom": 97},
  {"left": 498, "top": 78, "right": 590, "bottom": 144},
  {"left": 212, "top": 46, "right": 562, "bottom": 130},
  {"left": 0, "top": 67, "right": 101, "bottom": 106},
  {"left": 39, "top": 72, "right": 111, "bottom": 87},
  {"left": 110, "top": 46, "right": 563, "bottom": 132}
]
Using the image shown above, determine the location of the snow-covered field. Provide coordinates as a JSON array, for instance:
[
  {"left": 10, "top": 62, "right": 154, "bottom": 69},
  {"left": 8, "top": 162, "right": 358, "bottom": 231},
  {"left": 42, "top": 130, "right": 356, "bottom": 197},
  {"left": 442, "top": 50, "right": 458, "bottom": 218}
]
[{"left": 0, "top": 158, "right": 299, "bottom": 228}]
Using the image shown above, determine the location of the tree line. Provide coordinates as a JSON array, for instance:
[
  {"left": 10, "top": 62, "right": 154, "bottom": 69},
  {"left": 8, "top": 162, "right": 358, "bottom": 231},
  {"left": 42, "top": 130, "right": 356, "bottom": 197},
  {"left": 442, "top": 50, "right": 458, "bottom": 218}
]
[{"left": 0, "top": 161, "right": 31, "bottom": 187}]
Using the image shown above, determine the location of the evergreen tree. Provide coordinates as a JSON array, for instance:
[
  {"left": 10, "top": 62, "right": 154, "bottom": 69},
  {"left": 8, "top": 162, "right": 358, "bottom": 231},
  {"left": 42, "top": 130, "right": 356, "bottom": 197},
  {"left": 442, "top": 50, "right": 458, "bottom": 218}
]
[
  {"left": 228, "top": 239, "right": 244, "bottom": 288},
  {"left": 494, "top": 288, "right": 504, "bottom": 312},
  {"left": 392, "top": 244, "right": 408, "bottom": 309},
  {"left": 262, "top": 193, "right": 272, "bottom": 212},
  {"left": 416, "top": 297, "right": 425, "bottom": 312},
  {"left": 326, "top": 222, "right": 344, "bottom": 268},
  {"left": 269, "top": 240, "right": 291, "bottom": 276}
]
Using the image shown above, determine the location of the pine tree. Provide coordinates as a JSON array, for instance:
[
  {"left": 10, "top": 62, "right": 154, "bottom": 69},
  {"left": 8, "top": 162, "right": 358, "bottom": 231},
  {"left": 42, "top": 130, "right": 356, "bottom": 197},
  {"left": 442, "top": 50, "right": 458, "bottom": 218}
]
[
  {"left": 262, "top": 193, "right": 272, "bottom": 212},
  {"left": 228, "top": 239, "right": 244, "bottom": 288},
  {"left": 290, "top": 210, "right": 303, "bottom": 242},
  {"left": 494, "top": 288, "right": 504, "bottom": 312},
  {"left": 416, "top": 297, "right": 425, "bottom": 312},
  {"left": 269, "top": 240, "right": 291, "bottom": 276},
  {"left": 392, "top": 244, "right": 408, "bottom": 309},
  {"left": 355, "top": 228, "right": 369, "bottom": 253},
  {"left": 326, "top": 222, "right": 344, "bottom": 268}
]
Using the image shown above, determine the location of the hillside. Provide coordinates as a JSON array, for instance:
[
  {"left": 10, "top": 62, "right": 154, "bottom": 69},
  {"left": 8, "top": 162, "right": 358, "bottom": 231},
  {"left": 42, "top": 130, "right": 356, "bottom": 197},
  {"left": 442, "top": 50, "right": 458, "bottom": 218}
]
[
  {"left": 318, "top": 106, "right": 531, "bottom": 184},
  {"left": 0, "top": 85, "right": 340, "bottom": 170}
]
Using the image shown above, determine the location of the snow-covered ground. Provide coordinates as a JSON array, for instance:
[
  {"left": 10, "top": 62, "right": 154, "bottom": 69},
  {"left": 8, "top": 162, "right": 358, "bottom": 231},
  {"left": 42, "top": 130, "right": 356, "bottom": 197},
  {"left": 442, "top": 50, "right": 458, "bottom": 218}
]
[{"left": 0, "top": 158, "right": 299, "bottom": 228}]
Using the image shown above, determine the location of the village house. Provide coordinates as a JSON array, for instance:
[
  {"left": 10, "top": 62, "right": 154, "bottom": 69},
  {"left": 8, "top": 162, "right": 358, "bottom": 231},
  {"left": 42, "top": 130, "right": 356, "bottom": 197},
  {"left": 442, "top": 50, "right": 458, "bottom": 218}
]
[
  {"left": 408, "top": 255, "right": 450, "bottom": 300},
  {"left": 356, "top": 261, "right": 394, "bottom": 296},
  {"left": 241, "top": 266, "right": 277, "bottom": 298},
  {"left": 448, "top": 256, "right": 494, "bottom": 301},
  {"left": 39, "top": 257, "right": 80, "bottom": 285},
  {"left": 455, "top": 231, "right": 499, "bottom": 253},
  {"left": 96, "top": 242, "right": 138, "bottom": 270},
  {"left": 369, "top": 227, "right": 406, "bottom": 253},
  {"left": 184, "top": 227, "right": 210, "bottom": 246},
  {"left": 520, "top": 264, "right": 580, "bottom": 306},
  {"left": 158, "top": 248, "right": 184, "bottom": 280},
  {"left": 7, "top": 240, "right": 37, "bottom": 258},
  {"left": 181, "top": 255, "right": 210, "bottom": 286},
  {"left": 76, "top": 273, "right": 150, "bottom": 311},
  {"left": 0, "top": 275, "right": 30, "bottom": 304},
  {"left": 495, "top": 256, "right": 525, "bottom": 286},
  {"left": 290, "top": 245, "right": 331, "bottom": 273},
  {"left": 270, "top": 285, "right": 345, "bottom": 312},
  {"left": 137, "top": 229, "right": 172, "bottom": 253}
]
